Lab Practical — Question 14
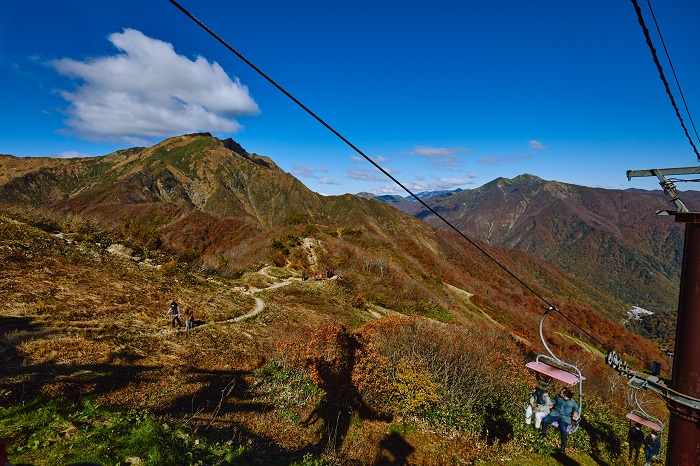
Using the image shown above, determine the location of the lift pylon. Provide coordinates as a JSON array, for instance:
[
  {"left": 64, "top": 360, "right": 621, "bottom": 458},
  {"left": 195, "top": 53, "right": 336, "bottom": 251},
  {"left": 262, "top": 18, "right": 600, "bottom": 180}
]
[{"left": 622, "top": 165, "right": 700, "bottom": 463}]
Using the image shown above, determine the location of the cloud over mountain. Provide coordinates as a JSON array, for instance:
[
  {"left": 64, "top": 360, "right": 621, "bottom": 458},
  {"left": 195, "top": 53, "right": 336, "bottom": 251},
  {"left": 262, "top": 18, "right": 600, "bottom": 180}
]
[
  {"left": 49, "top": 28, "right": 259, "bottom": 143},
  {"left": 409, "top": 145, "right": 471, "bottom": 168}
]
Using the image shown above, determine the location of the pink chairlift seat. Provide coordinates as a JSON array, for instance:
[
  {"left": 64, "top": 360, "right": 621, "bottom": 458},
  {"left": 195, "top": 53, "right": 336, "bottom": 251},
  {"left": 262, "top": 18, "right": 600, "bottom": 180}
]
[
  {"left": 626, "top": 413, "right": 662, "bottom": 432},
  {"left": 550, "top": 420, "right": 574, "bottom": 432},
  {"left": 526, "top": 361, "right": 583, "bottom": 385}
]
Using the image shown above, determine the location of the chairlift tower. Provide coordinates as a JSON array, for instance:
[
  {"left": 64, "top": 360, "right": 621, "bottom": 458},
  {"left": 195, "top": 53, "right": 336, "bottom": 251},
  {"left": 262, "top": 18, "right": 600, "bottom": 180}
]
[{"left": 626, "top": 166, "right": 700, "bottom": 464}]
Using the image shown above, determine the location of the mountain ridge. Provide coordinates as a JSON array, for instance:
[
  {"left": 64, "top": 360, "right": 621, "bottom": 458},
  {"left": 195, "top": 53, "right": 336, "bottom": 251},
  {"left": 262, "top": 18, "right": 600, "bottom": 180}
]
[
  {"left": 0, "top": 134, "right": 671, "bottom": 464},
  {"left": 379, "top": 173, "right": 693, "bottom": 316}
]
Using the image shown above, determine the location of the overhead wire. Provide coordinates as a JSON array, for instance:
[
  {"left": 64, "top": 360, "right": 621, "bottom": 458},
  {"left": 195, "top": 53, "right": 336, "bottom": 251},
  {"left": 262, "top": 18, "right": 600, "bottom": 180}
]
[
  {"left": 630, "top": 0, "right": 700, "bottom": 160},
  {"left": 669, "top": 178, "right": 700, "bottom": 183},
  {"left": 644, "top": 0, "right": 700, "bottom": 146},
  {"left": 168, "top": 0, "right": 615, "bottom": 353}
]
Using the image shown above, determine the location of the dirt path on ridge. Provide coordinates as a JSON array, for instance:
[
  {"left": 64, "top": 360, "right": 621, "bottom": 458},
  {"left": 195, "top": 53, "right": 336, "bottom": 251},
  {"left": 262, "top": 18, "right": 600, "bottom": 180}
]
[{"left": 162, "top": 265, "right": 299, "bottom": 334}]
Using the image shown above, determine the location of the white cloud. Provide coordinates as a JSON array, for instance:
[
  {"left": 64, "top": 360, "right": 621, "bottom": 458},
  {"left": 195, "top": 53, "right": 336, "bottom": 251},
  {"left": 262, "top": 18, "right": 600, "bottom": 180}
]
[
  {"left": 52, "top": 151, "right": 90, "bottom": 158},
  {"left": 319, "top": 178, "right": 338, "bottom": 185},
  {"left": 529, "top": 140, "right": 548, "bottom": 150},
  {"left": 479, "top": 157, "right": 501, "bottom": 165},
  {"left": 351, "top": 154, "right": 391, "bottom": 165},
  {"left": 291, "top": 164, "right": 317, "bottom": 178},
  {"left": 507, "top": 153, "right": 531, "bottom": 163},
  {"left": 49, "top": 28, "right": 259, "bottom": 142},
  {"left": 372, "top": 184, "right": 409, "bottom": 195},
  {"left": 347, "top": 167, "right": 387, "bottom": 181},
  {"left": 408, "top": 145, "right": 471, "bottom": 168},
  {"left": 373, "top": 174, "right": 476, "bottom": 195}
]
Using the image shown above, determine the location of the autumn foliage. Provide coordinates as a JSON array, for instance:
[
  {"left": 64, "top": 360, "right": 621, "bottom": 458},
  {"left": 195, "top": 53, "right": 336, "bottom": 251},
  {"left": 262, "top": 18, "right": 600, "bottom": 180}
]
[{"left": 277, "top": 316, "right": 530, "bottom": 434}]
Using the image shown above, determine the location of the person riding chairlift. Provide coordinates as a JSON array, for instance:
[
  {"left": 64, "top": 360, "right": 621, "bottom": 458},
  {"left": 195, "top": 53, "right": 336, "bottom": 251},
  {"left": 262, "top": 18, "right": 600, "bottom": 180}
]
[
  {"left": 525, "top": 380, "right": 551, "bottom": 429},
  {"left": 537, "top": 386, "right": 580, "bottom": 455}
]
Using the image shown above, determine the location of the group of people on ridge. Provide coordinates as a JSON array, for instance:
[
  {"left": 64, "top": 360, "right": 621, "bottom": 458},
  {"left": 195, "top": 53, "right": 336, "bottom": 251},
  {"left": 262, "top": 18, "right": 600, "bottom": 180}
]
[
  {"left": 166, "top": 301, "right": 195, "bottom": 330},
  {"left": 301, "top": 268, "right": 335, "bottom": 281},
  {"left": 524, "top": 380, "right": 661, "bottom": 462}
]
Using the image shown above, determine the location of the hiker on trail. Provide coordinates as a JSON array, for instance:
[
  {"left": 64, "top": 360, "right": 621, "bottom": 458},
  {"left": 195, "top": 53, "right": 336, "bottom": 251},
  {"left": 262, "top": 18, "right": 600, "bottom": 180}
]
[
  {"left": 184, "top": 308, "right": 195, "bottom": 330},
  {"left": 166, "top": 301, "right": 182, "bottom": 328},
  {"left": 628, "top": 422, "right": 644, "bottom": 463},
  {"left": 643, "top": 432, "right": 661, "bottom": 465},
  {"left": 537, "top": 387, "right": 579, "bottom": 454},
  {"left": 301, "top": 270, "right": 308, "bottom": 281},
  {"left": 525, "top": 380, "right": 551, "bottom": 429}
]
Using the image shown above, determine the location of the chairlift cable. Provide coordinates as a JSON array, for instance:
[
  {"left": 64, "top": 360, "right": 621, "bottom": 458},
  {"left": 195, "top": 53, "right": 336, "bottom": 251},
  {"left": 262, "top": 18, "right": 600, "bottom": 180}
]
[
  {"left": 669, "top": 177, "right": 700, "bottom": 183},
  {"left": 644, "top": 0, "right": 700, "bottom": 145},
  {"left": 167, "top": 0, "right": 561, "bottom": 311},
  {"left": 629, "top": 0, "right": 700, "bottom": 160},
  {"left": 169, "top": 0, "right": 623, "bottom": 358}
]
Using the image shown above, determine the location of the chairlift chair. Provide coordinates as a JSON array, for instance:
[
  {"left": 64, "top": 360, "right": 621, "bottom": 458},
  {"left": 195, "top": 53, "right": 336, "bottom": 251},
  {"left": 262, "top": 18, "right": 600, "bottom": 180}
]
[
  {"left": 525, "top": 308, "right": 585, "bottom": 433},
  {"left": 626, "top": 412, "right": 663, "bottom": 433},
  {"left": 626, "top": 378, "right": 664, "bottom": 438}
]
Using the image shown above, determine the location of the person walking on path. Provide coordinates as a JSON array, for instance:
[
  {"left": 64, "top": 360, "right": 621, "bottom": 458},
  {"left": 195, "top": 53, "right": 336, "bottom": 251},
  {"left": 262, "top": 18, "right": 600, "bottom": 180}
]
[
  {"left": 628, "top": 422, "right": 644, "bottom": 463},
  {"left": 166, "top": 301, "right": 182, "bottom": 328},
  {"left": 643, "top": 432, "right": 661, "bottom": 465},
  {"left": 525, "top": 380, "right": 551, "bottom": 429},
  {"left": 537, "top": 387, "right": 579, "bottom": 454},
  {"left": 184, "top": 308, "right": 195, "bottom": 330}
]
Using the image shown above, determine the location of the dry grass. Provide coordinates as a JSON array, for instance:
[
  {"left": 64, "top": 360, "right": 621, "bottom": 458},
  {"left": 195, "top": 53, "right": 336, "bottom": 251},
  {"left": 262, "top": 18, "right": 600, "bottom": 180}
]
[{"left": 0, "top": 210, "right": 656, "bottom": 465}]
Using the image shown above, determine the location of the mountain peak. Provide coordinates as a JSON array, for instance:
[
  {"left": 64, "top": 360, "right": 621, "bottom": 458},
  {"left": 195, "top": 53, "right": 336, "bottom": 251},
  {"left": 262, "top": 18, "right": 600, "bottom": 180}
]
[{"left": 492, "top": 174, "right": 544, "bottom": 187}]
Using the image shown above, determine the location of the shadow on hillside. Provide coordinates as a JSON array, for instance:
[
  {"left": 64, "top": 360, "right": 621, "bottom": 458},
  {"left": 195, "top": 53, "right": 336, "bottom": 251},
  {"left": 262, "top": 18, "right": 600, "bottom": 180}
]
[
  {"left": 578, "top": 417, "right": 621, "bottom": 465},
  {"left": 287, "top": 332, "right": 398, "bottom": 460},
  {"left": 296, "top": 335, "right": 372, "bottom": 456},
  {"left": 550, "top": 451, "right": 580, "bottom": 465},
  {"left": 154, "top": 335, "right": 412, "bottom": 464},
  {"left": 158, "top": 367, "right": 271, "bottom": 419},
  {"left": 2, "top": 358, "right": 160, "bottom": 404},
  {"left": 481, "top": 403, "right": 514, "bottom": 445},
  {"left": 160, "top": 366, "right": 313, "bottom": 463},
  {"left": 373, "top": 432, "right": 414, "bottom": 465},
  {"left": 0, "top": 316, "right": 161, "bottom": 406},
  {"left": 1, "top": 316, "right": 53, "bottom": 404}
]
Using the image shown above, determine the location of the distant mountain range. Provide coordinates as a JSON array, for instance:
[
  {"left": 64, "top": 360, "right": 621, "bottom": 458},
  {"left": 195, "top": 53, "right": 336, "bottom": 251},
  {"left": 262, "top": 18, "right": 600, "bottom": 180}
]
[
  {"left": 0, "top": 133, "right": 670, "bottom": 357},
  {"left": 356, "top": 188, "right": 462, "bottom": 202},
  {"left": 370, "top": 174, "right": 700, "bottom": 314},
  {"left": 1, "top": 135, "right": 672, "bottom": 464}
]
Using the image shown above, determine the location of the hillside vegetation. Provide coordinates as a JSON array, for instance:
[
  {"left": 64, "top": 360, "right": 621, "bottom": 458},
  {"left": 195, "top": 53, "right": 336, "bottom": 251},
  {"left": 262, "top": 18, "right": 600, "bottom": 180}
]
[
  {"left": 382, "top": 174, "right": 692, "bottom": 326},
  {"left": 0, "top": 135, "right": 671, "bottom": 464}
]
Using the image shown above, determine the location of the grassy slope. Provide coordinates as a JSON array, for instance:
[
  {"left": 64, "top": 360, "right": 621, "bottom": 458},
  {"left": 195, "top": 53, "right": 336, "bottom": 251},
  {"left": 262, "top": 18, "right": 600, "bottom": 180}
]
[{"left": 0, "top": 212, "right": 667, "bottom": 465}]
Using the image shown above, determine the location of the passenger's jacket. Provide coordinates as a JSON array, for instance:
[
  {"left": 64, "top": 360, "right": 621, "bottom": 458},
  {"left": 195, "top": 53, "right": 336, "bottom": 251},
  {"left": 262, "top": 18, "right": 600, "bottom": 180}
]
[
  {"left": 644, "top": 434, "right": 661, "bottom": 456},
  {"left": 549, "top": 394, "right": 579, "bottom": 425},
  {"left": 528, "top": 388, "right": 551, "bottom": 414},
  {"left": 628, "top": 426, "right": 644, "bottom": 445}
]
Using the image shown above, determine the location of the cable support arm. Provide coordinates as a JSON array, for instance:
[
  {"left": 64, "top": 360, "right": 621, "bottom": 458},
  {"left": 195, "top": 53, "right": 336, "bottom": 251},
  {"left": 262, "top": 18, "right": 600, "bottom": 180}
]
[{"left": 606, "top": 350, "right": 700, "bottom": 421}]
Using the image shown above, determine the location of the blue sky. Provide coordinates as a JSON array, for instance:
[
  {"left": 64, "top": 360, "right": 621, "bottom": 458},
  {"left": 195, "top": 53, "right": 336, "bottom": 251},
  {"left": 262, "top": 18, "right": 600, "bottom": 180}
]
[{"left": 2, "top": 0, "right": 700, "bottom": 196}]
